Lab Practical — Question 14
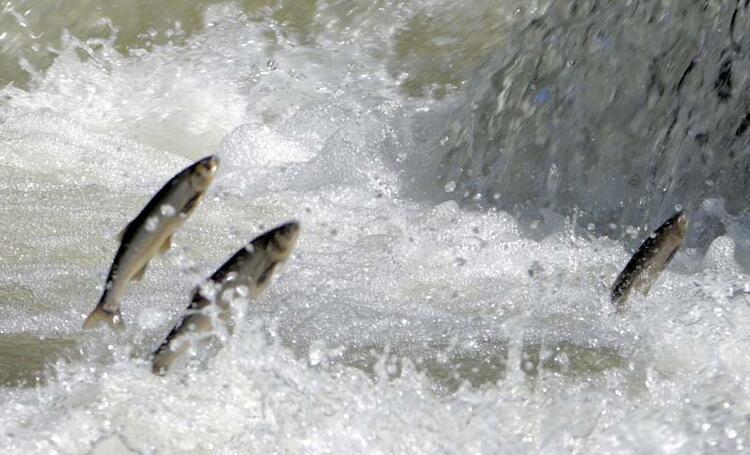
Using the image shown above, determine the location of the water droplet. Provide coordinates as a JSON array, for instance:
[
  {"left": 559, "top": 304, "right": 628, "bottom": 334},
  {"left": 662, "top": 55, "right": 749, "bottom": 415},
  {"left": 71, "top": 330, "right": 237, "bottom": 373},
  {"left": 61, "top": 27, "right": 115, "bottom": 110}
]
[
  {"left": 160, "top": 204, "right": 176, "bottom": 216},
  {"left": 145, "top": 216, "right": 159, "bottom": 231},
  {"left": 221, "top": 288, "right": 235, "bottom": 302},
  {"left": 236, "top": 285, "right": 249, "bottom": 297},
  {"left": 308, "top": 340, "right": 326, "bottom": 367},
  {"left": 444, "top": 181, "right": 456, "bottom": 193},
  {"left": 198, "top": 281, "right": 218, "bottom": 300}
]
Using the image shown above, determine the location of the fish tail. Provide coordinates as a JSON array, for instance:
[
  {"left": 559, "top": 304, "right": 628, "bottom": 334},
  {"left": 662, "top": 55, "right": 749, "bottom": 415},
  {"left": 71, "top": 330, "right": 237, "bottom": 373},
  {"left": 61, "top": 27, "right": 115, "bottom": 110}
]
[
  {"left": 152, "top": 337, "right": 191, "bottom": 376},
  {"left": 152, "top": 313, "right": 213, "bottom": 375},
  {"left": 83, "top": 303, "right": 125, "bottom": 330},
  {"left": 611, "top": 283, "right": 632, "bottom": 311}
]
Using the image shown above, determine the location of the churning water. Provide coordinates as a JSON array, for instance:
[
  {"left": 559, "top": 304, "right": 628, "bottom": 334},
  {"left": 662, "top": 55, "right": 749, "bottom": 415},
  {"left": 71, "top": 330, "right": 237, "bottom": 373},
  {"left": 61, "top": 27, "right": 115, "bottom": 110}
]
[{"left": 2, "top": 0, "right": 750, "bottom": 453}]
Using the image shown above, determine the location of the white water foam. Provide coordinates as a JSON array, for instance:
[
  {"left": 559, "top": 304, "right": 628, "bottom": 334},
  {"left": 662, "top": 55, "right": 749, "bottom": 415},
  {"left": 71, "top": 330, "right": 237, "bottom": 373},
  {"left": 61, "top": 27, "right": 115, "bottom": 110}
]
[{"left": 1, "top": 3, "right": 750, "bottom": 453}]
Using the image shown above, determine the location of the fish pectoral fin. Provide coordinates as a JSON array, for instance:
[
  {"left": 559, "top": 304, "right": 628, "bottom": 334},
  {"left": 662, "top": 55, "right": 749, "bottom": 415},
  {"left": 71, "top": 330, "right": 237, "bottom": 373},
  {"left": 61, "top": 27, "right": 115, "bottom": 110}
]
[
  {"left": 159, "top": 235, "right": 173, "bottom": 255},
  {"left": 83, "top": 305, "right": 125, "bottom": 330},
  {"left": 131, "top": 263, "right": 149, "bottom": 282},
  {"left": 253, "top": 263, "right": 278, "bottom": 295}
]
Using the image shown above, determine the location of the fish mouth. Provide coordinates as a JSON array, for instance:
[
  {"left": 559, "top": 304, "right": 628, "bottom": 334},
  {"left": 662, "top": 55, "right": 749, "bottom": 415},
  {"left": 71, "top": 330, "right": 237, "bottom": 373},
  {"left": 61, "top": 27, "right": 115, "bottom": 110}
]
[
  {"left": 666, "top": 208, "right": 689, "bottom": 230},
  {"left": 201, "top": 155, "right": 220, "bottom": 174},
  {"left": 674, "top": 209, "right": 689, "bottom": 229},
  {"left": 279, "top": 221, "right": 300, "bottom": 241},
  {"left": 187, "top": 155, "right": 220, "bottom": 192},
  {"left": 193, "top": 155, "right": 220, "bottom": 175},
  {"left": 271, "top": 221, "right": 301, "bottom": 252}
]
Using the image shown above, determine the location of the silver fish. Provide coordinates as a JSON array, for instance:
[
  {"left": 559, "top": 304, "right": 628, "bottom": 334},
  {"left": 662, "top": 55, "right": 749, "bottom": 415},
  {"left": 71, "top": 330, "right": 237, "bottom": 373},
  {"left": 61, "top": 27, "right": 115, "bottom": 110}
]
[
  {"left": 152, "top": 221, "right": 300, "bottom": 375},
  {"left": 84, "top": 156, "right": 220, "bottom": 329},
  {"left": 611, "top": 210, "right": 689, "bottom": 309}
]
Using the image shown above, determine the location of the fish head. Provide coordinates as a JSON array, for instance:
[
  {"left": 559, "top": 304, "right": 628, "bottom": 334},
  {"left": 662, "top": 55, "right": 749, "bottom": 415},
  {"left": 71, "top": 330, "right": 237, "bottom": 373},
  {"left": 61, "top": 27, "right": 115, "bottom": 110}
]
[
  {"left": 268, "top": 221, "right": 300, "bottom": 260},
  {"left": 189, "top": 155, "right": 220, "bottom": 192},
  {"left": 669, "top": 209, "right": 690, "bottom": 237},
  {"left": 654, "top": 209, "right": 689, "bottom": 251}
]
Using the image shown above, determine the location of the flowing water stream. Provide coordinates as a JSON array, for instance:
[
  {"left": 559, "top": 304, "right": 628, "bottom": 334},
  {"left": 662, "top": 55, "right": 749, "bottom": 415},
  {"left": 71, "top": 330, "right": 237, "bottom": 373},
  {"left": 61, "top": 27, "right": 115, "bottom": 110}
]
[{"left": 1, "top": 0, "right": 750, "bottom": 453}]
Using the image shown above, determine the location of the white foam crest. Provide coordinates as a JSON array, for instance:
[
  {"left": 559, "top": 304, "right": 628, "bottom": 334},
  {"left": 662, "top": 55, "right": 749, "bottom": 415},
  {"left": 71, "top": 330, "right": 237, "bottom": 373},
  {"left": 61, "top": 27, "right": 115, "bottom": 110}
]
[
  {"left": 1, "top": 14, "right": 250, "bottom": 158},
  {"left": 0, "top": 106, "right": 186, "bottom": 188},
  {"left": 0, "top": 325, "right": 534, "bottom": 453},
  {"left": 1, "top": 292, "right": 749, "bottom": 454},
  {"left": 2, "top": 3, "right": 750, "bottom": 452}
]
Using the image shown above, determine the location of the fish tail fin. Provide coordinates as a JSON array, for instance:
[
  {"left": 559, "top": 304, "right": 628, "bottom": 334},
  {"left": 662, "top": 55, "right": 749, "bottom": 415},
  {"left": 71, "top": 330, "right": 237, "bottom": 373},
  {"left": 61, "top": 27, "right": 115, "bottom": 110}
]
[
  {"left": 151, "top": 350, "right": 172, "bottom": 376},
  {"left": 610, "top": 283, "right": 629, "bottom": 310},
  {"left": 152, "top": 337, "right": 191, "bottom": 376},
  {"left": 83, "top": 304, "right": 125, "bottom": 330}
]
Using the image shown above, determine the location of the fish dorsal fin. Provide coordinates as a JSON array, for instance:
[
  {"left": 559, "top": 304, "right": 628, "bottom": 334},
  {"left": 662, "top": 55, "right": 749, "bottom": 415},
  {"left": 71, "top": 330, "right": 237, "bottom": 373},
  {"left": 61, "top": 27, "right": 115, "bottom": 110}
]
[
  {"left": 131, "top": 262, "right": 149, "bottom": 282},
  {"left": 159, "top": 235, "right": 173, "bottom": 255}
]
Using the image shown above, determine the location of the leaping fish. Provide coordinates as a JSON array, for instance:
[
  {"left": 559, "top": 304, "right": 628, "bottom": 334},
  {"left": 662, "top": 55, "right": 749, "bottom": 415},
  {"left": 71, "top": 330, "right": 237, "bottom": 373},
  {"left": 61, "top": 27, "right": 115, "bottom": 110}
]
[
  {"left": 84, "top": 156, "right": 220, "bottom": 329},
  {"left": 611, "top": 210, "right": 689, "bottom": 309},
  {"left": 151, "top": 221, "right": 300, "bottom": 375}
]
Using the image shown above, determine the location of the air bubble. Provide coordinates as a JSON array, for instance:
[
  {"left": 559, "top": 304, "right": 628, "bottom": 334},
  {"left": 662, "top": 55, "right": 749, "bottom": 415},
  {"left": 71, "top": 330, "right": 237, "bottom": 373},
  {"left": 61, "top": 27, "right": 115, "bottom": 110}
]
[
  {"left": 625, "top": 225, "right": 639, "bottom": 239},
  {"left": 160, "top": 204, "right": 176, "bottom": 216},
  {"left": 236, "top": 285, "right": 249, "bottom": 297},
  {"left": 145, "top": 216, "right": 159, "bottom": 231},
  {"left": 308, "top": 340, "right": 327, "bottom": 367}
]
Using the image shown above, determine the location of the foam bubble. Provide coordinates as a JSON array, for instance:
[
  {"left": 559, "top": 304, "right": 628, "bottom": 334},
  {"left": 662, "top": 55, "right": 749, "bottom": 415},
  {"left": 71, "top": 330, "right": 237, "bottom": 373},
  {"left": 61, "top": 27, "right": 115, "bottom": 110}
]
[{"left": 1, "top": 3, "right": 750, "bottom": 453}]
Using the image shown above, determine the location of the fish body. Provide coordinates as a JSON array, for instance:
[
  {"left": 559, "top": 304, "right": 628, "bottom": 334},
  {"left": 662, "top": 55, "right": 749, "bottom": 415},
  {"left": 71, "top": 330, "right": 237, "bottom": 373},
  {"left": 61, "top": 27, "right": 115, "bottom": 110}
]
[
  {"left": 152, "top": 221, "right": 300, "bottom": 375},
  {"left": 84, "top": 156, "right": 219, "bottom": 329},
  {"left": 611, "top": 210, "right": 689, "bottom": 308}
]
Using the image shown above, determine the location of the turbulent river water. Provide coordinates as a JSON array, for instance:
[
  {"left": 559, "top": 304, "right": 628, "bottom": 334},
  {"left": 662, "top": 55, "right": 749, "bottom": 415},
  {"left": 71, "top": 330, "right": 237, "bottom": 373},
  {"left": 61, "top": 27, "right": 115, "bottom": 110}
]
[{"left": 2, "top": 0, "right": 750, "bottom": 453}]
